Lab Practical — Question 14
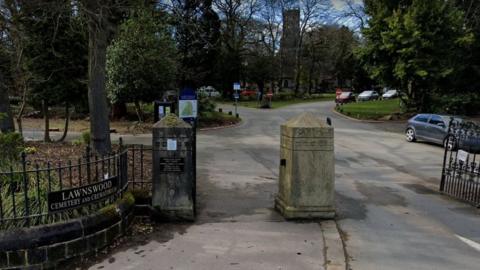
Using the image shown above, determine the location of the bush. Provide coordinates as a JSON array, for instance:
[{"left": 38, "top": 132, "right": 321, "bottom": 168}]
[
  {"left": 431, "top": 93, "right": 480, "bottom": 115},
  {"left": 0, "top": 132, "right": 24, "bottom": 161},
  {"left": 82, "top": 131, "right": 91, "bottom": 145},
  {"left": 198, "top": 95, "right": 216, "bottom": 116}
]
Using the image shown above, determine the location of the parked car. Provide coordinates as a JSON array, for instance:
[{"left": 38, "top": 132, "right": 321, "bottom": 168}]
[
  {"left": 335, "top": 92, "right": 356, "bottom": 104},
  {"left": 382, "top": 90, "right": 398, "bottom": 100},
  {"left": 357, "top": 90, "right": 379, "bottom": 102},
  {"left": 240, "top": 89, "right": 257, "bottom": 97},
  {"left": 405, "top": 114, "right": 464, "bottom": 149},
  {"left": 198, "top": 86, "right": 221, "bottom": 98}
]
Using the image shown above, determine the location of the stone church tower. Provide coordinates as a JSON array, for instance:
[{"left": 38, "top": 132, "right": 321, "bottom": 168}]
[{"left": 280, "top": 9, "right": 300, "bottom": 89}]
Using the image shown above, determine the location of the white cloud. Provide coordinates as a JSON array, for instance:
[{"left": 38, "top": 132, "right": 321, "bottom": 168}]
[{"left": 331, "top": 0, "right": 362, "bottom": 11}]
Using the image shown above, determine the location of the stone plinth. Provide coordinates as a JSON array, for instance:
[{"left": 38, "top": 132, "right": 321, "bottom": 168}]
[
  {"left": 275, "top": 113, "right": 335, "bottom": 219},
  {"left": 152, "top": 115, "right": 194, "bottom": 221}
]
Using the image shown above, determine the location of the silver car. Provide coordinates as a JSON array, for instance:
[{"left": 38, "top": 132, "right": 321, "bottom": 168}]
[
  {"left": 405, "top": 114, "right": 461, "bottom": 149},
  {"left": 357, "top": 90, "right": 379, "bottom": 101}
]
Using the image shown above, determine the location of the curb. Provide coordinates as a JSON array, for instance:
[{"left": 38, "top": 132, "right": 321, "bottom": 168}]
[
  {"left": 321, "top": 220, "right": 348, "bottom": 270},
  {"left": 332, "top": 107, "right": 406, "bottom": 124}
]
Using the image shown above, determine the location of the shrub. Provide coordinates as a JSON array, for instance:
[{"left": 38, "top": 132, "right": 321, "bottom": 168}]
[
  {"left": 198, "top": 95, "right": 216, "bottom": 116},
  {"left": 431, "top": 93, "right": 480, "bottom": 116},
  {"left": 82, "top": 131, "right": 91, "bottom": 145},
  {"left": 0, "top": 132, "right": 24, "bottom": 161}
]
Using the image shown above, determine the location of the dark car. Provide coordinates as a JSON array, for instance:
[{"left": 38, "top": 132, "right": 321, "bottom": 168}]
[
  {"left": 336, "top": 92, "right": 356, "bottom": 104},
  {"left": 405, "top": 114, "right": 462, "bottom": 149}
]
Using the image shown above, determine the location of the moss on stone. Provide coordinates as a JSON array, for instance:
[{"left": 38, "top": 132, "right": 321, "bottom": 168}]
[
  {"left": 154, "top": 114, "right": 191, "bottom": 128},
  {"left": 99, "top": 192, "right": 135, "bottom": 218}
]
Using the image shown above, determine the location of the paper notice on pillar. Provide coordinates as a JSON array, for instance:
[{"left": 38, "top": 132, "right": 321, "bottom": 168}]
[
  {"left": 179, "top": 100, "right": 198, "bottom": 118},
  {"left": 167, "top": 139, "right": 177, "bottom": 151},
  {"left": 457, "top": 150, "right": 469, "bottom": 163}
]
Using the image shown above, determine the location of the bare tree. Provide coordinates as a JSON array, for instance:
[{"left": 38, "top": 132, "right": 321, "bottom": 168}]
[{"left": 335, "top": 0, "right": 366, "bottom": 32}]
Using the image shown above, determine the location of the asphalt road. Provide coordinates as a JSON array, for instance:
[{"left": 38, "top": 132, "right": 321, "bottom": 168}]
[
  {"left": 211, "top": 101, "right": 480, "bottom": 270},
  {"left": 39, "top": 100, "right": 480, "bottom": 269}
]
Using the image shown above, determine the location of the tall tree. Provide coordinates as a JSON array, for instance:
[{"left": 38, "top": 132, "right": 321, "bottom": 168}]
[
  {"left": 80, "top": 0, "right": 127, "bottom": 154},
  {"left": 214, "top": 0, "right": 260, "bottom": 96},
  {"left": 21, "top": 0, "right": 88, "bottom": 142},
  {"left": 0, "top": 0, "right": 30, "bottom": 136},
  {"left": 360, "top": 0, "right": 473, "bottom": 111},
  {"left": 107, "top": 5, "right": 177, "bottom": 122},
  {"left": 0, "top": 35, "right": 14, "bottom": 133}
]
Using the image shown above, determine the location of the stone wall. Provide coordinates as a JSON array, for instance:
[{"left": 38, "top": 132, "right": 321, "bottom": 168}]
[{"left": 0, "top": 194, "right": 135, "bottom": 270}]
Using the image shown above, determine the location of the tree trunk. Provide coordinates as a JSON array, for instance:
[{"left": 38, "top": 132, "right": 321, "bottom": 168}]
[
  {"left": 134, "top": 100, "right": 144, "bottom": 122},
  {"left": 42, "top": 100, "right": 51, "bottom": 143},
  {"left": 56, "top": 103, "right": 70, "bottom": 142},
  {"left": 0, "top": 80, "right": 15, "bottom": 133},
  {"left": 15, "top": 85, "right": 27, "bottom": 136},
  {"left": 86, "top": 4, "right": 112, "bottom": 155},
  {"left": 111, "top": 102, "right": 127, "bottom": 120}
]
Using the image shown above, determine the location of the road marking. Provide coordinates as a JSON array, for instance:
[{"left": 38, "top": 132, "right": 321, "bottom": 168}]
[{"left": 456, "top": 234, "right": 480, "bottom": 252}]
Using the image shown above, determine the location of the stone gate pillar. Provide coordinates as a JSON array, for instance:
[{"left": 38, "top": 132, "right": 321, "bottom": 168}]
[
  {"left": 275, "top": 112, "right": 335, "bottom": 219},
  {"left": 152, "top": 114, "right": 194, "bottom": 221}
]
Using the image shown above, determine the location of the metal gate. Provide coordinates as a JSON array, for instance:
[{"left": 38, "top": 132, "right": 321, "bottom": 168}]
[{"left": 440, "top": 119, "right": 480, "bottom": 207}]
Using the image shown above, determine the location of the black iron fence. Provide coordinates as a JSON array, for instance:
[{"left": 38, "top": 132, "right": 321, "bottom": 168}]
[
  {"left": 128, "top": 144, "right": 153, "bottom": 192},
  {"left": 440, "top": 120, "right": 480, "bottom": 207},
  {"left": 0, "top": 143, "right": 129, "bottom": 230}
]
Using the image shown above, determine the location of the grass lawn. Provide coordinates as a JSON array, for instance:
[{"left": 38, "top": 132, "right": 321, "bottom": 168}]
[
  {"left": 336, "top": 98, "right": 403, "bottom": 120},
  {"left": 222, "top": 93, "right": 336, "bottom": 109},
  {"left": 198, "top": 111, "right": 241, "bottom": 129}
]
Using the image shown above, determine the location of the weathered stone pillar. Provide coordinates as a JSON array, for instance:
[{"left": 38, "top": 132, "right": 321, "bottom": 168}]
[
  {"left": 275, "top": 112, "right": 335, "bottom": 219},
  {"left": 152, "top": 114, "right": 194, "bottom": 221}
]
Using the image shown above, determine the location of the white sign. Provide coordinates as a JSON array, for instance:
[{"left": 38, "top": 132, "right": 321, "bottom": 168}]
[
  {"left": 179, "top": 100, "right": 198, "bottom": 118},
  {"left": 233, "top": 83, "right": 241, "bottom": 91},
  {"left": 457, "top": 150, "right": 469, "bottom": 163},
  {"left": 158, "top": 106, "right": 164, "bottom": 117},
  {"left": 167, "top": 139, "right": 177, "bottom": 151}
]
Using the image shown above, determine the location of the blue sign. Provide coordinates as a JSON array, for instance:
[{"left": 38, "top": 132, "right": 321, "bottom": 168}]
[
  {"left": 233, "top": 83, "right": 241, "bottom": 91},
  {"left": 234, "top": 93, "right": 239, "bottom": 99},
  {"left": 179, "top": 87, "right": 197, "bottom": 100}
]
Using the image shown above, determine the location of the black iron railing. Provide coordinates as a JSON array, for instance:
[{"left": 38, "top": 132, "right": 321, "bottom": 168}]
[
  {"left": 0, "top": 142, "right": 129, "bottom": 230},
  {"left": 440, "top": 119, "right": 480, "bottom": 206},
  {"left": 128, "top": 144, "right": 153, "bottom": 192}
]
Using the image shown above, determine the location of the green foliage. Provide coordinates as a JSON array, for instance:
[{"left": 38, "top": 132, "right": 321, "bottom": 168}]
[
  {"left": 0, "top": 132, "right": 24, "bottom": 161},
  {"left": 430, "top": 93, "right": 480, "bottom": 115},
  {"left": 21, "top": 1, "right": 88, "bottom": 108},
  {"left": 198, "top": 95, "right": 216, "bottom": 117},
  {"left": 359, "top": 0, "right": 474, "bottom": 111},
  {"left": 107, "top": 7, "right": 177, "bottom": 105},
  {"left": 82, "top": 131, "right": 91, "bottom": 145}
]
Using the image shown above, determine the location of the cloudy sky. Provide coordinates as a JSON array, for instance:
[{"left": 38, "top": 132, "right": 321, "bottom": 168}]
[{"left": 331, "top": 0, "right": 363, "bottom": 10}]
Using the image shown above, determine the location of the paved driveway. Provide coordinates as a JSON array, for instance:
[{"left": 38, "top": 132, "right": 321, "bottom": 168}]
[
  {"left": 202, "top": 101, "right": 480, "bottom": 270},
  {"left": 86, "top": 100, "right": 480, "bottom": 270}
]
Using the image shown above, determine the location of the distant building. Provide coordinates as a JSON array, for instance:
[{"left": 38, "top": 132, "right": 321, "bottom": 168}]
[{"left": 280, "top": 9, "right": 300, "bottom": 90}]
